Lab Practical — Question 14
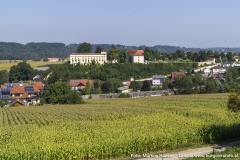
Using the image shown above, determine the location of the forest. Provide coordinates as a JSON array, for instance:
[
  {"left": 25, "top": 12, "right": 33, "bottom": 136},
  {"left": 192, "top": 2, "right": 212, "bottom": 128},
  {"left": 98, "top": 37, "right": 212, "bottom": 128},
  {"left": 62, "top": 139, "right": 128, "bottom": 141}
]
[{"left": 1, "top": 42, "right": 240, "bottom": 61}]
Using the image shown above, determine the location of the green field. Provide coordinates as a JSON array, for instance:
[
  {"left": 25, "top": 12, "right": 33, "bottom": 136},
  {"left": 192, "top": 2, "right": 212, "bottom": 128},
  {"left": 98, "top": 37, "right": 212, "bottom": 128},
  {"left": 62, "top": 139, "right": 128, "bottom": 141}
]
[
  {"left": 0, "top": 60, "right": 64, "bottom": 70},
  {"left": 0, "top": 93, "right": 240, "bottom": 159}
]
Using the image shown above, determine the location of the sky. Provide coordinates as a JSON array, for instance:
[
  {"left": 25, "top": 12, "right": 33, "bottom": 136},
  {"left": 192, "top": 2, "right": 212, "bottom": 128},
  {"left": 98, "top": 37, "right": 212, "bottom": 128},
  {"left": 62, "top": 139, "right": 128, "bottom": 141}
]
[{"left": 1, "top": 0, "right": 240, "bottom": 48}]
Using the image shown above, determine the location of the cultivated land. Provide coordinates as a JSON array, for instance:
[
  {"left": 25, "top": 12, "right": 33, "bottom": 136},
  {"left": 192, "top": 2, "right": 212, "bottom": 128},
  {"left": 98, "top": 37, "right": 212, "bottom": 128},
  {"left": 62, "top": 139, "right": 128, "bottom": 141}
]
[
  {"left": 0, "top": 93, "right": 240, "bottom": 159},
  {"left": 0, "top": 60, "right": 63, "bottom": 70}
]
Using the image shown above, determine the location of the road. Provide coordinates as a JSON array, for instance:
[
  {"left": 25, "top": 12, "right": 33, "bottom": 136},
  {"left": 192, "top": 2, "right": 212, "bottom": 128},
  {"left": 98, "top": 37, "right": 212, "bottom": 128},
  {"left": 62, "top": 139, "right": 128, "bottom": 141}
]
[
  {"left": 194, "top": 64, "right": 220, "bottom": 73},
  {"left": 137, "top": 140, "right": 240, "bottom": 160}
]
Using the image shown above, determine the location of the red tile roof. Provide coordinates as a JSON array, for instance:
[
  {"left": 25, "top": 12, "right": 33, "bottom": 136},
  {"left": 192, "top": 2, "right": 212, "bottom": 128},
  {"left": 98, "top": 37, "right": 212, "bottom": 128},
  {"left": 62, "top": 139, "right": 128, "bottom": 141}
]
[
  {"left": 1, "top": 85, "right": 7, "bottom": 89},
  {"left": 69, "top": 79, "right": 93, "bottom": 87},
  {"left": 33, "top": 81, "right": 44, "bottom": 90},
  {"left": 10, "top": 85, "right": 39, "bottom": 99},
  {"left": 127, "top": 50, "right": 144, "bottom": 56},
  {"left": 171, "top": 72, "right": 186, "bottom": 81}
]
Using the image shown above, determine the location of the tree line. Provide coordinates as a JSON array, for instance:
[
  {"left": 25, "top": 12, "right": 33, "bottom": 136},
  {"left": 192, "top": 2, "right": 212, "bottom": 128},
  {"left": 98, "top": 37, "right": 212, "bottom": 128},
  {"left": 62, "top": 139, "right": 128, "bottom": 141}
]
[{"left": 1, "top": 42, "right": 240, "bottom": 61}]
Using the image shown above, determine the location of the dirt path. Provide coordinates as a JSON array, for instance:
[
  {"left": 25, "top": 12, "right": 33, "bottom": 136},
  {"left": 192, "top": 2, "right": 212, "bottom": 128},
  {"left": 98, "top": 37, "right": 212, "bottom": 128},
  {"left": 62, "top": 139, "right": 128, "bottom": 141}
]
[{"left": 137, "top": 140, "right": 240, "bottom": 160}]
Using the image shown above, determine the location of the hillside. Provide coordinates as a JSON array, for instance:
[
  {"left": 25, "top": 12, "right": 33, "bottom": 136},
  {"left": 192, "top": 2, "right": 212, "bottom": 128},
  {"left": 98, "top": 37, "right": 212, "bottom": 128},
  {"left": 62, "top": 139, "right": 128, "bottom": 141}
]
[{"left": 0, "top": 42, "right": 240, "bottom": 60}]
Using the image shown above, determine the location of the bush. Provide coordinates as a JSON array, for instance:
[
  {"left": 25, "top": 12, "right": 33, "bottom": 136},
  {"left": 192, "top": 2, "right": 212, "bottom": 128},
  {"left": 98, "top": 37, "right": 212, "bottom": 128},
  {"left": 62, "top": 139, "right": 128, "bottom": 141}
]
[
  {"left": 40, "top": 98, "right": 46, "bottom": 106},
  {"left": 227, "top": 89, "right": 240, "bottom": 112},
  {"left": 118, "top": 93, "right": 131, "bottom": 98},
  {"left": 0, "top": 99, "right": 8, "bottom": 107}
]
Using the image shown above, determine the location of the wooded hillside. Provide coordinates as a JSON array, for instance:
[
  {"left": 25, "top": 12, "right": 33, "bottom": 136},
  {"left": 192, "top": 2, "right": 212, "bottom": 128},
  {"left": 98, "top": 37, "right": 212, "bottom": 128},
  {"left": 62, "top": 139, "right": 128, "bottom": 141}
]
[{"left": 1, "top": 42, "right": 240, "bottom": 60}]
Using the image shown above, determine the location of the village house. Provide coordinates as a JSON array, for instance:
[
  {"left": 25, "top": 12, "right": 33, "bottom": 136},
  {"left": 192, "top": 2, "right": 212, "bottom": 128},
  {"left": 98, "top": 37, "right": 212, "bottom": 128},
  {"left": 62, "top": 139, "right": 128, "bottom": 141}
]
[
  {"left": 152, "top": 75, "right": 166, "bottom": 85},
  {"left": 9, "top": 99, "right": 25, "bottom": 107},
  {"left": 48, "top": 58, "right": 61, "bottom": 62},
  {"left": 9, "top": 84, "right": 41, "bottom": 105},
  {"left": 210, "top": 66, "right": 227, "bottom": 74},
  {"left": 69, "top": 79, "right": 93, "bottom": 91},
  {"left": 171, "top": 72, "right": 186, "bottom": 82},
  {"left": 70, "top": 52, "right": 107, "bottom": 65},
  {"left": 0, "top": 85, "right": 13, "bottom": 99},
  {"left": 127, "top": 50, "right": 145, "bottom": 63},
  {"left": 0, "top": 82, "right": 44, "bottom": 106},
  {"left": 222, "top": 61, "right": 240, "bottom": 68}
]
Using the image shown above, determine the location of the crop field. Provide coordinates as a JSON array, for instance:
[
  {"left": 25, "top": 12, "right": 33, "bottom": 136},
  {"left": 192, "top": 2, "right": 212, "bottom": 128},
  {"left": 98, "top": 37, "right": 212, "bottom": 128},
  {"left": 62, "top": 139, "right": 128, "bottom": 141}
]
[
  {"left": 0, "top": 93, "right": 240, "bottom": 159},
  {"left": 0, "top": 60, "right": 63, "bottom": 70}
]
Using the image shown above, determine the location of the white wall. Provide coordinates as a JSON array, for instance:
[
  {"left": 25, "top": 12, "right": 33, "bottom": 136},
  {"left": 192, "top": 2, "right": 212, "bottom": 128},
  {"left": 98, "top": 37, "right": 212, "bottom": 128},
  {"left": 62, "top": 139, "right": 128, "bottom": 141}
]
[{"left": 132, "top": 56, "right": 144, "bottom": 63}]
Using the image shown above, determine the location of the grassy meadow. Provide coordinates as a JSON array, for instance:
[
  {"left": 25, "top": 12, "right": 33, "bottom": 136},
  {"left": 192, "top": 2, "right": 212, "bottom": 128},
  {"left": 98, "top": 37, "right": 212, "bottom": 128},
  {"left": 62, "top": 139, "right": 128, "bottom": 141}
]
[
  {"left": 0, "top": 60, "right": 63, "bottom": 70},
  {"left": 0, "top": 93, "right": 240, "bottom": 159}
]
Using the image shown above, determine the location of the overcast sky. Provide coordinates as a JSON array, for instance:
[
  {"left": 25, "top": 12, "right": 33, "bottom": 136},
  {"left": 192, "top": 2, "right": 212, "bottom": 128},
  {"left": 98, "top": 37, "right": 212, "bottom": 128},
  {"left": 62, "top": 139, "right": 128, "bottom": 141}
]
[{"left": 1, "top": 0, "right": 240, "bottom": 48}]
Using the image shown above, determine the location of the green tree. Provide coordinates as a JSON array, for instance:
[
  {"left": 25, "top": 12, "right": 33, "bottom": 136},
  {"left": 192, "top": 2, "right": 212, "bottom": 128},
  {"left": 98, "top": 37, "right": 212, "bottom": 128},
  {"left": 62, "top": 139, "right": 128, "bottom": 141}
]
[
  {"left": 227, "top": 89, "right": 240, "bottom": 112},
  {"left": 193, "top": 52, "right": 200, "bottom": 62},
  {"left": 0, "top": 99, "right": 8, "bottom": 107},
  {"left": 107, "top": 45, "right": 118, "bottom": 61},
  {"left": 226, "top": 52, "right": 233, "bottom": 61},
  {"left": 205, "top": 77, "right": 218, "bottom": 93},
  {"left": 144, "top": 52, "right": 151, "bottom": 61},
  {"left": 91, "top": 59, "right": 96, "bottom": 65},
  {"left": 162, "top": 77, "right": 170, "bottom": 90},
  {"left": 94, "top": 80, "right": 101, "bottom": 94},
  {"left": 0, "top": 70, "right": 9, "bottom": 85},
  {"left": 199, "top": 51, "right": 208, "bottom": 62},
  {"left": 9, "top": 61, "right": 35, "bottom": 82},
  {"left": 187, "top": 52, "right": 194, "bottom": 61},
  {"left": 76, "top": 42, "right": 92, "bottom": 53},
  {"left": 129, "top": 81, "right": 142, "bottom": 91},
  {"left": 95, "top": 46, "right": 103, "bottom": 53},
  {"left": 161, "top": 52, "right": 167, "bottom": 61},
  {"left": 47, "top": 71, "right": 61, "bottom": 84},
  {"left": 176, "top": 50, "right": 185, "bottom": 59},
  {"left": 101, "top": 81, "right": 111, "bottom": 93},
  {"left": 46, "top": 81, "right": 73, "bottom": 104},
  {"left": 84, "top": 80, "right": 91, "bottom": 95},
  {"left": 61, "top": 91, "right": 85, "bottom": 104},
  {"left": 141, "top": 80, "right": 151, "bottom": 91},
  {"left": 225, "top": 67, "right": 239, "bottom": 82},
  {"left": 192, "top": 72, "right": 203, "bottom": 86},
  {"left": 173, "top": 75, "right": 193, "bottom": 94},
  {"left": 214, "top": 52, "right": 219, "bottom": 58},
  {"left": 207, "top": 50, "right": 214, "bottom": 56},
  {"left": 107, "top": 78, "right": 122, "bottom": 93},
  {"left": 172, "top": 52, "right": 178, "bottom": 61},
  {"left": 155, "top": 51, "right": 161, "bottom": 61}
]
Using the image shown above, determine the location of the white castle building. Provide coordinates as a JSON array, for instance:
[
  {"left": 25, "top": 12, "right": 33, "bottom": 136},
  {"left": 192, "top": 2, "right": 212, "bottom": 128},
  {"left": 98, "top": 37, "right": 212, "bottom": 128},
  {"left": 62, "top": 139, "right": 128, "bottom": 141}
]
[{"left": 70, "top": 52, "right": 107, "bottom": 65}]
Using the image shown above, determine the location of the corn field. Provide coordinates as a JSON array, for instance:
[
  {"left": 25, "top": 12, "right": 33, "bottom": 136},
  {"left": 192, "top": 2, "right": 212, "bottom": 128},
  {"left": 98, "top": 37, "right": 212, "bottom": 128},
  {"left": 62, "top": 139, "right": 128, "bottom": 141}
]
[{"left": 0, "top": 93, "right": 240, "bottom": 159}]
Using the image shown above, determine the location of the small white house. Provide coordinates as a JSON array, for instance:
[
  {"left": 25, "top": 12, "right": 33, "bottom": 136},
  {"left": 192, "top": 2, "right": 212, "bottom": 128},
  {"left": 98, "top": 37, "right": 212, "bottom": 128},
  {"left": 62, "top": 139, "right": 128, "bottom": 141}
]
[
  {"left": 211, "top": 66, "right": 227, "bottom": 74},
  {"left": 127, "top": 50, "right": 144, "bottom": 63},
  {"left": 152, "top": 75, "right": 166, "bottom": 85}
]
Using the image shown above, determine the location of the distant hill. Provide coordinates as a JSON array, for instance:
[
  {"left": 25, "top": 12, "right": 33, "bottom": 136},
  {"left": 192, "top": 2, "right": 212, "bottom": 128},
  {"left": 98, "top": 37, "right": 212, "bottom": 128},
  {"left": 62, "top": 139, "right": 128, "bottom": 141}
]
[{"left": 0, "top": 42, "right": 239, "bottom": 60}]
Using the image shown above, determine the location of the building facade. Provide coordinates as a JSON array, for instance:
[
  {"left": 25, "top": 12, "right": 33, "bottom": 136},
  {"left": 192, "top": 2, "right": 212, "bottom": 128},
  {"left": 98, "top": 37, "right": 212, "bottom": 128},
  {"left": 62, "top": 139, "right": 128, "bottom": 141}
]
[
  {"left": 152, "top": 75, "right": 166, "bottom": 85},
  {"left": 127, "top": 50, "right": 144, "bottom": 63},
  {"left": 70, "top": 52, "right": 107, "bottom": 65}
]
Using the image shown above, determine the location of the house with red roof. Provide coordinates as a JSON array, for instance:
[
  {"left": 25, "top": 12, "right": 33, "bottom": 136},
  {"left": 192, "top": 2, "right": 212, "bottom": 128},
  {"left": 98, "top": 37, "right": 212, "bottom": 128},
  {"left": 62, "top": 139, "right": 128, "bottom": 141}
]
[
  {"left": 171, "top": 72, "right": 186, "bottom": 82},
  {"left": 127, "top": 50, "right": 144, "bottom": 63},
  {"left": 9, "top": 84, "right": 40, "bottom": 105},
  {"left": 48, "top": 58, "right": 61, "bottom": 62},
  {"left": 69, "top": 79, "right": 93, "bottom": 91}
]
